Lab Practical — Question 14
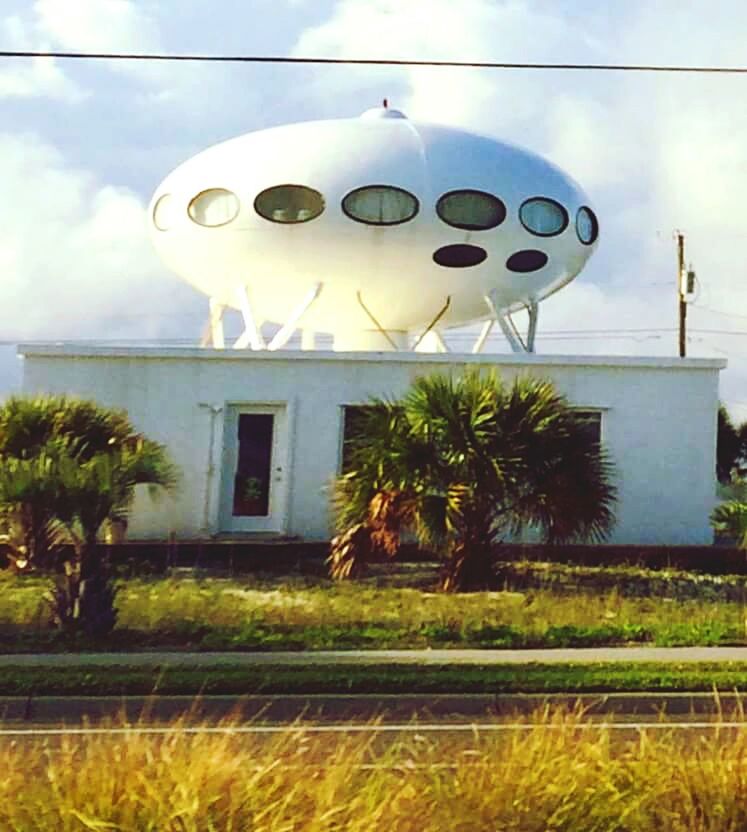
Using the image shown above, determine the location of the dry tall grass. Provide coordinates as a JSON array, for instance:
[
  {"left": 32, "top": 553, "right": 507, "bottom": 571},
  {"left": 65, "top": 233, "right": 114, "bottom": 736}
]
[{"left": 4, "top": 706, "right": 747, "bottom": 830}]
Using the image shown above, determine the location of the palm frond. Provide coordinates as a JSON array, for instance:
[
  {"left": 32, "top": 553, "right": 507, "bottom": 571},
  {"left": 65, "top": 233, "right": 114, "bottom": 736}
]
[
  {"left": 711, "top": 500, "right": 747, "bottom": 548},
  {"left": 328, "top": 523, "right": 373, "bottom": 580}
]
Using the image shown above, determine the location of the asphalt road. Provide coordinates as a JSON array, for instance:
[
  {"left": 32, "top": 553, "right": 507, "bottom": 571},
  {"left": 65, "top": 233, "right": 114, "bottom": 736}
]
[{"left": 4, "top": 691, "right": 747, "bottom": 725}]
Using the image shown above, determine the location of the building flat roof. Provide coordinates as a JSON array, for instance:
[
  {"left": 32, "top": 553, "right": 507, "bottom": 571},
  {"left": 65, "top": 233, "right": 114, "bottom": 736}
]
[{"left": 17, "top": 343, "right": 727, "bottom": 371}]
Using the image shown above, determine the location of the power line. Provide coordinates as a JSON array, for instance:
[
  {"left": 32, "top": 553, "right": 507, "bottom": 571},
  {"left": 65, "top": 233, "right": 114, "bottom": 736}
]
[
  {"left": 690, "top": 329, "right": 747, "bottom": 336},
  {"left": 689, "top": 341, "right": 747, "bottom": 361},
  {"left": 694, "top": 305, "right": 747, "bottom": 322},
  {"left": 4, "top": 50, "right": 747, "bottom": 74},
  {"left": 2, "top": 328, "right": 745, "bottom": 348},
  {"left": 336, "top": 324, "right": 665, "bottom": 336}
]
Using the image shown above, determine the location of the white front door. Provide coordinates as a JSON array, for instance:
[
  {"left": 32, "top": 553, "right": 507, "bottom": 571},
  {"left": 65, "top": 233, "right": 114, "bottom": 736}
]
[{"left": 220, "top": 405, "right": 288, "bottom": 534}]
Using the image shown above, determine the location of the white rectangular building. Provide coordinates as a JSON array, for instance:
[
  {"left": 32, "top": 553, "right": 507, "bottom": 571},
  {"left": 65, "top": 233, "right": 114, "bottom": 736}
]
[{"left": 19, "top": 345, "right": 725, "bottom": 545}]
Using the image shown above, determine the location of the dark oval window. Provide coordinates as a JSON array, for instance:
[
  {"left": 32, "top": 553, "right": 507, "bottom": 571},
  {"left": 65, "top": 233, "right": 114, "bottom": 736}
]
[
  {"left": 576, "top": 206, "right": 599, "bottom": 245},
  {"left": 433, "top": 244, "right": 487, "bottom": 268},
  {"left": 436, "top": 190, "right": 506, "bottom": 230},
  {"left": 519, "top": 197, "right": 568, "bottom": 237},
  {"left": 506, "top": 250, "right": 548, "bottom": 273},
  {"left": 254, "top": 185, "right": 325, "bottom": 224},
  {"left": 342, "top": 185, "right": 419, "bottom": 225}
]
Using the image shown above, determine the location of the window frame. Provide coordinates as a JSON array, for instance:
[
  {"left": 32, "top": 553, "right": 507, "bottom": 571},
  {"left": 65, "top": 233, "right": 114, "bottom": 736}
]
[
  {"left": 572, "top": 408, "right": 604, "bottom": 446},
  {"left": 519, "top": 196, "right": 569, "bottom": 238},
  {"left": 435, "top": 189, "right": 507, "bottom": 231},
  {"left": 341, "top": 184, "right": 420, "bottom": 227},
  {"left": 253, "top": 184, "right": 326, "bottom": 225},
  {"left": 576, "top": 206, "right": 599, "bottom": 246},
  {"left": 188, "top": 188, "right": 241, "bottom": 228},
  {"left": 152, "top": 193, "right": 174, "bottom": 231},
  {"left": 338, "top": 404, "right": 367, "bottom": 474}
]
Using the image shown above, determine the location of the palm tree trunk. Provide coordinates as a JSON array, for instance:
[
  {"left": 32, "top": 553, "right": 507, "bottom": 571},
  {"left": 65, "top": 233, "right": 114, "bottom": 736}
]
[
  {"left": 76, "top": 536, "right": 116, "bottom": 636},
  {"left": 50, "top": 537, "right": 116, "bottom": 637},
  {"left": 24, "top": 504, "right": 56, "bottom": 568},
  {"left": 440, "top": 532, "right": 495, "bottom": 592}
]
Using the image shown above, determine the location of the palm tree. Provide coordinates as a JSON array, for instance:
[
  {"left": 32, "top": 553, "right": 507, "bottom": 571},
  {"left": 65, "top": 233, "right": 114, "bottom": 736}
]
[
  {"left": 330, "top": 371, "right": 617, "bottom": 591},
  {"left": 711, "top": 501, "right": 747, "bottom": 549},
  {"left": 0, "top": 396, "right": 176, "bottom": 635},
  {"left": 0, "top": 395, "right": 161, "bottom": 566},
  {"left": 717, "top": 405, "right": 747, "bottom": 484},
  {"left": 48, "top": 438, "right": 176, "bottom": 635},
  {"left": 711, "top": 477, "right": 747, "bottom": 549}
]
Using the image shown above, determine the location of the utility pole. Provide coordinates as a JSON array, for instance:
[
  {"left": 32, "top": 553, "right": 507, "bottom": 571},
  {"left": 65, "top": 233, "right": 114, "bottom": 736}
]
[
  {"left": 676, "top": 232, "right": 696, "bottom": 357},
  {"left": 677, "top": 232, "right": 686, "bottom": 357}
]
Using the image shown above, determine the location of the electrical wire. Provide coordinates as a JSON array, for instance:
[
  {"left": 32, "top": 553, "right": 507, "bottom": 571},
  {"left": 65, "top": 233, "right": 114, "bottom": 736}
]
[
  {"left": 4, "top": 50, "right": 747, "bottom": 74},
  {"left": 0, "top": 327, "right": 685, "bottom": 344},
  {"left": 1, "top": 328, "right": 743, "bottom": 344},
  {"left": 693, "top": 305, "right": 747, "bottom": 322},
  {"left": 688, "top": 340, "right": 747, "bottom": 361},
  {"left": 689, "top": 329, "right": 747, "bottom": 336}
]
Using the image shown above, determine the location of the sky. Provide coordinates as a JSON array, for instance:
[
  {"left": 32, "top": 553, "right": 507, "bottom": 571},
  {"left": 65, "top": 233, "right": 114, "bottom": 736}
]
[{"left": 1, "top": 0, "right": 746, "bottom": 420}]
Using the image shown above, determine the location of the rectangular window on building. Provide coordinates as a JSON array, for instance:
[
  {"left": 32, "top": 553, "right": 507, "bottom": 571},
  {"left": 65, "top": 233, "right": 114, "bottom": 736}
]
[
  {"left": 574, "top": 409, "right": 603, "bottom": 445},
  {"left": 340, "top": 405, "right": 368, "bottom": 474}
]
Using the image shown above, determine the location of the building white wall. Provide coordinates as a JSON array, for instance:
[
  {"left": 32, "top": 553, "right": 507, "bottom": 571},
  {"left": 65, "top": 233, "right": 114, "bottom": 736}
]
[{"left": 19, "top": 346, "right": 725, "bottom": 545}]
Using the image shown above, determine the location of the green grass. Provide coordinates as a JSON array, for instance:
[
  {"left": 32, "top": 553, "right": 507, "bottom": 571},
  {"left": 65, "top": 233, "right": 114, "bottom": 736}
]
[
  {"left": 3, "top": 564, "right": 747, "bottom": 651},
  {"left": 6, "top": 662, "right": 747, "bottom": 695}
]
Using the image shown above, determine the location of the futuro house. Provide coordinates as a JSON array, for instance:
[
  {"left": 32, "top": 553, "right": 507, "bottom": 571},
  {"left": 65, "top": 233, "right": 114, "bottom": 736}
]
[{"left": 149, "top": 104, "right": 599, "bottom": 352}]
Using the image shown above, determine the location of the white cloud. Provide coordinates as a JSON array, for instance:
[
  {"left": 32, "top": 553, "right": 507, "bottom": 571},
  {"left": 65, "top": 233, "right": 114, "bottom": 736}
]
[
  {"left": 33, "top": 0, "right": 175, "bottom": 94},
  {"left": 33, "top": 0, "right": 160, "bottom": 52},
  {"left": 293, "top": 0, "right": 592, "bottom": 132},
  {"left": 294, "top": 0, "right": 581, "bottom": 63},
  {"left": 31, "top": 0, "right": 263, "bottom": 126},
  {"left": 0, "top": 14, "right": 85, "bottom": 101},
  {"left": 0, "top": 55, "right": 82, "bottom": 100},
  {"left": 544, "top": 95, "right": 643, "bottom": 192},
  {"left": 0, "top": 132, "right": 194, "bottom": 340}
]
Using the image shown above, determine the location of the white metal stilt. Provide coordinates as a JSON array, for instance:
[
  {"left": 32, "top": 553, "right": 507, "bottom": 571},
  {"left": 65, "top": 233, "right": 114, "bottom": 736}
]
[
  {"left": 526, "top": 300, "right": 539, "bottom": 353},
  {"left": 234, "top": 285, "right": 266, "bottom": 351},
  {"left": 268, "top": 283, "right": 323, "bottom": 351},
  {"left": 432, "top": 330, "right": 450, "bottom": 353},
  {"left": 484, "top": 290, "right": 527, "bottom": 354},
  {"left": 355, "top": 291, "right": 400, "bottom": 350},
  {"left": 411, "top": 297, "right": 451, "bottom": 352},
  {"left": 472, "top": 319, "right": 494, "bottom": 354},
  {"left": 208, "top": 298, "right": 226, "bottom": 350}
]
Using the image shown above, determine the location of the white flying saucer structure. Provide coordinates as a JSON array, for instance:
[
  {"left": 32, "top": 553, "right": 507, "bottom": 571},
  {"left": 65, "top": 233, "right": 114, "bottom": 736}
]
[{"left": 149, "top": 104, "right": 599, "bottom": 353}]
